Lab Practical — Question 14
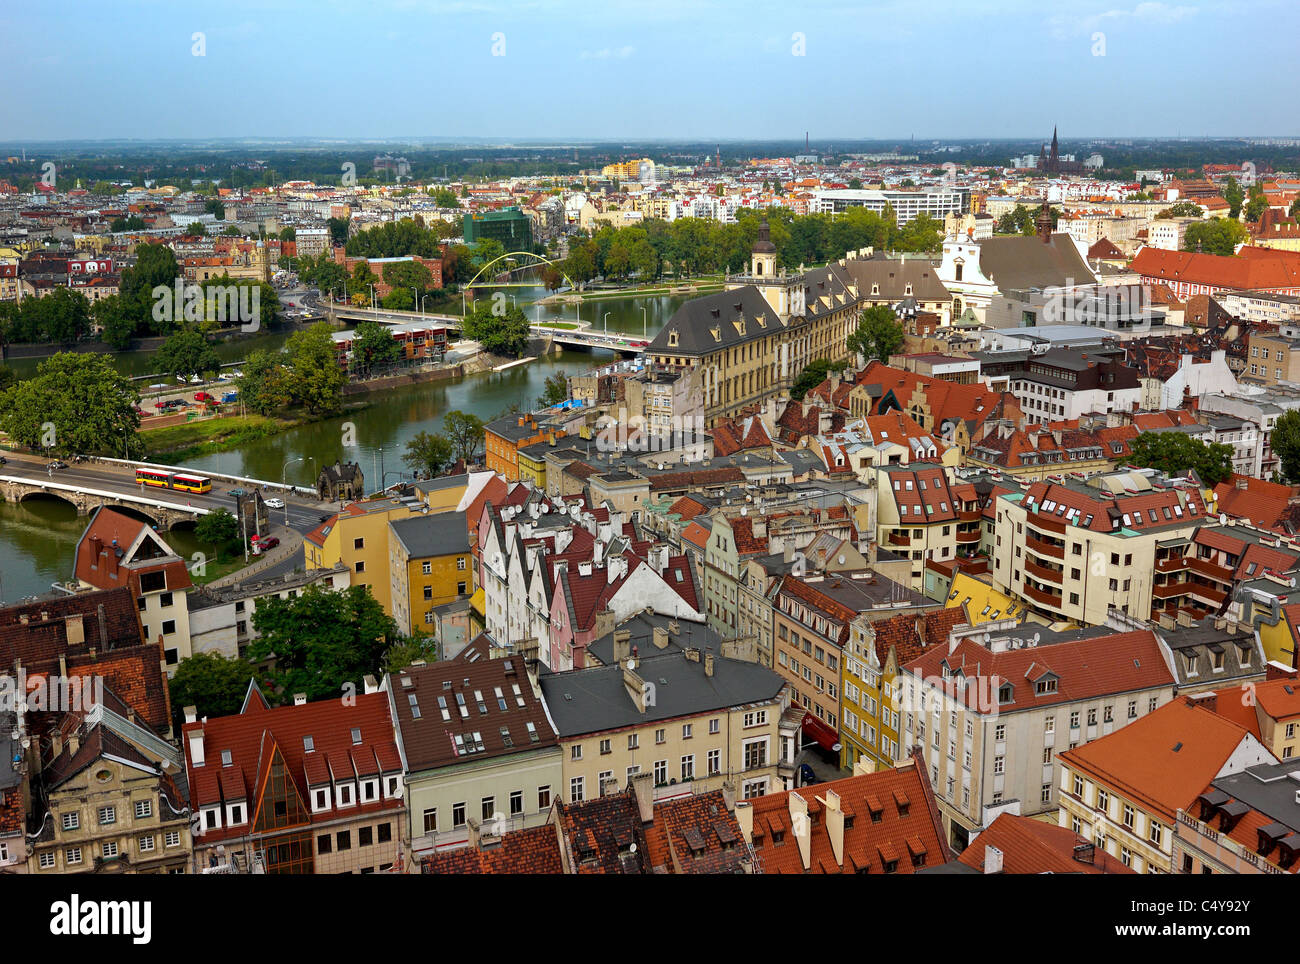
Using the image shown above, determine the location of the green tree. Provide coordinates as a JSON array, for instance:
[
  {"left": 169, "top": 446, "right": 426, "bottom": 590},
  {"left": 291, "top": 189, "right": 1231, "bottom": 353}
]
[
  {"left": 247, "top": 585, "right": 398, "bottom": 703},
  {"left": 1290, "top": 198, "right": 1300, "bottom": 220},
  {"left": 383, "top": 635, "right": 439, "bottom": 672},
  {"left": 1222, "top": 176, "right": 1245, "bottom": 219},
  {"left": 1127, "top": 431, "right": 1235, "bottom": 487},
  {"left": 204, "top": 198, "right": 225, "bottom": 219},
  {"left": 110, "top": 215, "right": 147, "bottom": 233},
  {"left": 154, "top": 329, "right": 221, "bottom": 378},
  {"left": 461, "top": 301, "right": 530, "bottom": 357},
  {"left": 847, "top": 305, "right": 904, "bottom": 363},
  {"left": 327, "top": 216, "right": 351, "bottom": 246},
  {"left": 1184, "top": 218, "right": 1248, "bottom": 256},
  {"left": 285, "top": 323, "right": 346, "bottom": 415},
  {"left": 403, "top": 430, "right": 454, "bottom": 477},
  {"left": 168, "top": 652, "right": 257, "bottom": 727},
  {"left": 442, "top": 410, "right": 484, "bottom": 465},
  {"left": 278, "top": 226, "right": 296, "bottom": 242},
  {"left": 1244, "top": 183, "right": 1269, "bottom": 224},
  {"left": 0, "top": 353, "right": 140, "bottom": 457},
  {"left": 237, "top": 348, "right": 293, "bottom": 416},
  {"left": 351, "top": 321, "right": 402, "bottom": 377},
  {"left": 430, "top": 188, "right": 460, "bottom": 208},
  {"left": 194, "top": 508, "right": 242, "bottom": 558},
  {"left": 92, "top": 295, "right": 137, "bottom": 350},
  {"left": 537, "top": 371, "right": 569, "bottom": 408},
  {"left": 1157, "top": 201, "right": 1204, "bottom": 218},
  {"left": 471, "top": 238, "right": 507, "bottom": 280},
  {"left": 1272, "top": 410, "right": 1300, "bottom": 482},
  {"left": 790, "top": 359, "right": 838, "bottom": 402}
]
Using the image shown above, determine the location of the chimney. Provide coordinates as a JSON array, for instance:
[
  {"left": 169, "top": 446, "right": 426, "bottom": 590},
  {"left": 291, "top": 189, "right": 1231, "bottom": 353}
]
[
  {"left": 183, "top": 705, "right": 198, "bottom": 725},
  {"left": 652, "top": 626, "right": 669, "bottom": 649},
  {"left": 67, "top": 728, "right": 80, "bottom": 757},
  {"left": 363, "top": 674, "right": 379, "bottom": 695},
  {"left": 50, "top": 730, "right": 63, "bottom": 759},
  {"left": 704, "top": 652, "right": 715, "bottom": 677},
  {"left": 821, "top": 788, "right": 845, "bottom": 868},
  {"left": 984, "top": 844, "right": 1004, "bottom": 874},
  {"left": 293, "top": 693, "right": 308, "bottom": 706},
  {"left": 789, "top": 792, "right": 812, "bottom": 871},
  {"left": 97, "top": 604, "right": 108, "bottom": 648},
  {"left": 631, "top": 771, "right": 655, "bottom": 824},
  {"left": 188, "top": 725, "right": 205, "bottom": 767},
  {"left": 622, "top": 660, "right": 648, "bottom": 713},
  {"left": 612, "top": 629, "right": 632, "bottom": 664},
  {"left": 720, "top": 780, "right": 737, "bottom": 813},
  {"left": 735, "top": 801, "right": 754, "bottom": 844},
  {"left": 466, "top": 815, "right": 482, "bottom": 850},
  {"left": 683, "top": 647, "right": 701, "bottom": 663}
]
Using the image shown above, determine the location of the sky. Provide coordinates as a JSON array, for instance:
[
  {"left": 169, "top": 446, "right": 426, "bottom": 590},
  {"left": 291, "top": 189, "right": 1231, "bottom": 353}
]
[{"left": 1, "top": 0, "right": 1296, "bottom": 142}]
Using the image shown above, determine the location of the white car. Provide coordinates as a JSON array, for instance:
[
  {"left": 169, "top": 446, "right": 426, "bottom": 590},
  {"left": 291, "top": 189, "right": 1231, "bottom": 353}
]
[{"left": 264, "top": 497, "right": 285, "bottom": 509}]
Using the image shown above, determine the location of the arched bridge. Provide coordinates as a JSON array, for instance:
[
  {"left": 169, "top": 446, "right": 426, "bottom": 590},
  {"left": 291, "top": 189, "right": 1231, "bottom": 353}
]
[{"left": 0, "top": 476, "right": 209, "bottom": 531}]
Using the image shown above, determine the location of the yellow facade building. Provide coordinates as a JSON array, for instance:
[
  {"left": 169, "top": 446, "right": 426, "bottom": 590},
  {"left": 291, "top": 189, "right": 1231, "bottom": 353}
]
[{"left": 389, "top": 513, "right": 474, "bottom": 636}]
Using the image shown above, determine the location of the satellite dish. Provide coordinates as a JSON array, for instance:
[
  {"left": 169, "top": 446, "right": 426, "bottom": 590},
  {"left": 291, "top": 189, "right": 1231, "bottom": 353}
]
[
  {"left": 393, "top": 783, "right": 404, "bottom": 800},
  {"left": 626, "top": 657, "right": 636, "bottom": 671}
]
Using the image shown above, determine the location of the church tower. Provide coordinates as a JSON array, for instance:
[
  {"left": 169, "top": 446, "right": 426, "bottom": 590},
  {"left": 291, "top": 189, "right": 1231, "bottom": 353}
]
[{"left": 750, "top": 219, "right": 777, "bottom": 278}]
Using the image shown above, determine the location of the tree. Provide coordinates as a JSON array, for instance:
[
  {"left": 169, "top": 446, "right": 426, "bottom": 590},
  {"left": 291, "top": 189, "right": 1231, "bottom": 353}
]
[
  {"left": 1290, "top": 197, "right": 1300, "bottom": 220},
  {"left": 461, "top": 301, "right": 530, "bottom": 357},
  {"left": 403, "top": 430, "right": 454, "bottom": 477},
  {"left": 0, "top": 352, "right": 140, "bottom": 457},
  {"left": 285, "top": 323, "right": 346, "bottom": 415},
  {"left": 383, "top": 636, "right": 439, "bottom": 672},
  {"left": 1127, "top": 431, "right": 1234, "bottom": 487},
  {"left": 537, "top": 371, "right": 569, "bottom": 408},
  {"left": 1157, "top": 201, "right": 1204, "bottom": 218},
  {"left": 351, "top": 321, "right": 402, "bottom": 377},
  {"left": 848, "top": 177, "right": 863, "bottom": 190},
  {"left": 1184, "top": 218, "right": 1248, "bottom": 256},
  {"left": 168, "top": 652, "right": 257, "bottom": 727},
  {"left": 110, "top": 215, "right": 147, "bottom": 233},
  {"left": 237, "top": 349, "right": 293, "bottom": 416},
  {"left": 847, "top": 305, "right": 904, "bottom": 363},
  {"left": 471, "top": 238, "right": 507, "bottom": 279},
  {"left": 790, "top": 359, "right": 837, "bottom": 401},
  {"left": 194, "top": 508, "right": 243, "bottom": 558},
  {"left": 1222, "top": 176, "right": 1244, "bottom": 219},
  {"left": 246, "top": 585, "right": 398, "bottom": 703},
  {"left": 381, "top": 258, "right": 434, "bottom": 297},
  {"left": 1244, "top": 183, "right": 1269, "bottom": 224},
  {"left": 430, "top": 187, "right": 460, "bottom": 208},
  {"left": 155, "top": 329, "right": 221, "bottom": 378},
  {"left": 327, "top": 216, "right": 351, "bottom": 246},
  {"left": 92, "top": 295, "right": 137, "bottom": 350},
  {"left": 204, "top": 198, "right": 225, "bottom": 219},
  {"left": 1272, "top": 410, "right": 1300, "bottom": 483},
  {"left": 442, "top": 410, "right": 484, "bottom": 465}
]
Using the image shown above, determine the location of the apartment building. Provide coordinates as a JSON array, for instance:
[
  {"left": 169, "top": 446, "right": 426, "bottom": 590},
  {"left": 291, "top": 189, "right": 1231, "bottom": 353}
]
[
  {"left": 184, "top": 688, "right": 405, "bottom": 874},
  {"left": 1058, "top": 697, "right": 1276, "bottom": 873},
  {"left": 388, "top": 650, "right": 562, "bottom": 858},
  {"left": 73, "top": 507, "right": 193, "bottom": 676},
  {"left": 1173, "top": 757, "right": 1300, "bottom": 875},
  {"left": 1245, "top": 325, "right": 1300, "bottom": 386},
  {"left": 990, "top": 469, "right": 1207, "bottom": 625},
  {"left": 898, "top": 625, "right": 1177, "bottom": 851},
  {"left": 388, "top": 513, "right": 474, "bottom": 636},
  {"left": 874, "top": 463, "right": 963, "bottom": 590},
  {"left": 540, "top": 647, "right": 791, "bottom": 803}
]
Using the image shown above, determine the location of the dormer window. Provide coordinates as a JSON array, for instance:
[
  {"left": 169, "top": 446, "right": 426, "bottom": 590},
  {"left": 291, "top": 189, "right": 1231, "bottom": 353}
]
[
  {"left": 336, "top": 783, "right": 354, "bottom": 807},
  {"left": 1034, "top": 676, "right": 1058, "bottom": 695},
  {"left": 998, "top": 683, "right": 1014, "bottom": 705},
  {"left": 303, "top": 736, "right": 314, "bottom": 752},
  {"left": 667, "top": 330, "right": 679, "bottom": 348}
]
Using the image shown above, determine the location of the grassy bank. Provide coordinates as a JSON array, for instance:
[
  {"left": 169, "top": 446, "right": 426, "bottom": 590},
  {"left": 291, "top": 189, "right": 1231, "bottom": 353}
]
[{"left": 140, "top": 401, "right": 374, "bottom": 461}]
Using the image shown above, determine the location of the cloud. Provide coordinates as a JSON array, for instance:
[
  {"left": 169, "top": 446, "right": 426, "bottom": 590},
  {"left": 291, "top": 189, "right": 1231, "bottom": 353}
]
[
  {"left": 579, "top": 46, "right": 635, "bottom": 60},
  {"left": 1049, "top": 1, "right": 1198, "bottom": 37}
]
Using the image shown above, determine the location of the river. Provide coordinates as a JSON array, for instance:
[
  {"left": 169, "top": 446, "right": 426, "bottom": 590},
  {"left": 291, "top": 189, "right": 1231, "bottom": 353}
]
[{"left": 0, "top": 289, "right": 685, "bottom": 603}]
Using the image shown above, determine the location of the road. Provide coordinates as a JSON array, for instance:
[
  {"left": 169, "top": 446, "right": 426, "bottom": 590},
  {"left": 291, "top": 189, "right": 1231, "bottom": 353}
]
[{"left": 0, "top": 451, "right": 337, "bottom": 534}]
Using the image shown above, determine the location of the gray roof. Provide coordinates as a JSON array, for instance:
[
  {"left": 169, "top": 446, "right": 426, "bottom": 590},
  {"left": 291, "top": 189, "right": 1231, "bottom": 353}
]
[
  {"left": 649, "top": 286, "right": 787, "bottom": 356},
  {"left": 843, "top": 256, "right": 949, "bottom": 303},
  {"left": 390, "top": 512, "right": 470, "bottom": 557},
  {"left": 977, "top": 233, "right": 1096, "bottom": 291},
  {"left": 539, "top": 651, "right": 786, "bottom": 737},
  {"left": 584, "top": 612, "right": 720, "bottom": 666},
  {"left": 1212, "top": 760, "right": 1300, "bottom": 837}
]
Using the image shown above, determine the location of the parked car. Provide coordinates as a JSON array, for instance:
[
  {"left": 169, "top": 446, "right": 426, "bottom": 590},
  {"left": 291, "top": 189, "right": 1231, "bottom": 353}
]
[
  {"left": 194, "top": 391, "right": 214, "bottom": 402},
  {"left": 264, "top": 497, "right": 285, "bottom": 509},
  {"left": 798, "top": 763, "right": 819, "bottom": 787},
  {"left": 49, "top": 460, "right": 68, "bottom": 471},
  {"left": 0, "top": 455, "right": 7, "bottom": 465}
]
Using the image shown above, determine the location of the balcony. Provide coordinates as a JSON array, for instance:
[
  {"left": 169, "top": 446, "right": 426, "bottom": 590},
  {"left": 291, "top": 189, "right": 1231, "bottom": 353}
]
[
  {"left": 958, "top": 509, "right": 982, "bottom": 524},
  {"left": 956, "top": 529, "right": 980, "bottom": 545},
  {"left": 1025, "top": 534, "right": 1065, "bottom": 560},
  {"left": 1155, "top": 556, "right": 1188, "bottom": 574},
  {"left": 1187, "top": 557, "right": 1234, "bottom": 584},
  {"left": 1024, "top": 558, "right": 1063, "bottom": 584},
  {"left": 1027, "top": 514, "right": 1068, "bottom": 535},
  {"left": 1152, "top": 581, "right": 1190, "bottom": 600},
  {"left": 1022, "top": 583, "right": 1064, "bottom": 608},
  {"left": 1186, "top": 582, "right": 1228, "bottom": 606},
  {"left": 888, "top": 531, "right": 911, "bottom": 547}
]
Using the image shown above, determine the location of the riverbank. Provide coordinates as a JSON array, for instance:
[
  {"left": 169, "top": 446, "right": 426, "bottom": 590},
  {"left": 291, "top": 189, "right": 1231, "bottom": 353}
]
[{"left": 539, "top": 280, "right": 723, "bottom": 305}]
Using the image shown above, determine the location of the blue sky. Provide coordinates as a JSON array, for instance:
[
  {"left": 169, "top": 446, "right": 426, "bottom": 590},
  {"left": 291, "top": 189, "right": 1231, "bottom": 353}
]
[{"left": 1, "top": 0, "right": 1296, "bottom": 141}]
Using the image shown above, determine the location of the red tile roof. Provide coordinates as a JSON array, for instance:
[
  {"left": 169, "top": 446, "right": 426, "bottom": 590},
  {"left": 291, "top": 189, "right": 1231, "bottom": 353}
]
[{"left": 957, "top": 813, "right": 1133, "bottom": 874}]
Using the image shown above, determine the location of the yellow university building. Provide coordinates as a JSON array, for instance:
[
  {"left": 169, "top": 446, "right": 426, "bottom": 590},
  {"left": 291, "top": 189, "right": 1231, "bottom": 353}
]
[{"left": 389, "top": 513, "right": 474, "bottom": 636}]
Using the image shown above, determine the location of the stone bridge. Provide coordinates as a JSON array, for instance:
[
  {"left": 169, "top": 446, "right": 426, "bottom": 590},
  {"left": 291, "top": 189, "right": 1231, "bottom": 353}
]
[{"left": 0, "top": 477, "right": 208, "bottom": 531}]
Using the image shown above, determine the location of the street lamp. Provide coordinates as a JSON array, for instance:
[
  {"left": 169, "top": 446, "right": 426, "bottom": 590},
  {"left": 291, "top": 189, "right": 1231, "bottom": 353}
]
[
  {"left": 369, "top": 284, "right": 376, "bottom": 310},
  {"left": 421, "top": 293, "right": 434, "bottom": 313},
  {"left": 281, "top": 456, "right": 311, "bottom": 526},
  {"left": 411, "top": 286, "right": 420, "bottom": 313},
  {"left": 603, "top": 311, "right": 610, "bottom": 334}
]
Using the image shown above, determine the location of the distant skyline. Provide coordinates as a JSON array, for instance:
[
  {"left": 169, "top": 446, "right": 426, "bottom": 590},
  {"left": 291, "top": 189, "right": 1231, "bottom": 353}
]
[{"left": 2, "top": 0, "right": 1296, "bottom": 141}]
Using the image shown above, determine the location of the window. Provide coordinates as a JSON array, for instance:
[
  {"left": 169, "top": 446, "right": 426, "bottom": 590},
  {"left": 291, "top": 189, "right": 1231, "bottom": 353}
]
[
  {"left": 1122, "top": 804, "right": 1135, "bottom": 828},
  {"left": 655, "top": 728, "right": 665, "bottom": 745},
  {"left": 654, "top": 760, "right": 668, "bottom": 785},
  {"left": 318, "top": 833, "right": 333, "bottom": 854},
  {"left": 709, "top": 718, "right": 720, "bottom": 734},
  {"left": 627, "top": 733, "right": 639, "bottom": 750},
  {"left": 336, "top": 830, "right": 352, "bottom": 851},
  {"left": 66, "top": 847, "right": 83, "bottom": 865},
  {"left": 682, "top": 723, "right": 693, "bottom": 740},
  {"left": 422, "top": 561, "right": 432, "bottom": 575},
  {"left": 62, "top": 812, "right": 79, "bottom": 831},
  {"left": 1073, "top": 775, "right": 1084, "bottom": 796},
  {"left": 681, "top": 755, "right": 695, "bottom": 781},
  {"left": 538, "top": 786, "right": 551, "bottom": 810},
  {"left": 359, "top": 826, "right": 373, "bottom": 847},
  {"left": 423, "top": 808, "right": 437, "bottom": 834},
  {"left": 452, "top": 802, "right": 466, "bottom": 828},
  {"left": 102, "top": 840, "right": 119, "bottom": 859},
  {"left": 570, "top": 777, "right": 585, "bottom": 803},
  {"left": 599, "top": 738, "right": 611, "bottom": 755},
  {"left": 135, "top": 800, "right": 152, "bottom": 819},
  {"left": 708, "top": 749, "right": 721, "bottom": 775},
  {"left": 571, "top": 744, "right": 583, "bottom": 761},
  {"left": 1041, "top": 784, "right": 1052, "bottom": 803},
  {"left": 165, "top": 830, "right": 180, "bottom": 848},
  {"left": 481, "top": 797, "right": 495, "bottom": 821},
  {"left": 1149, "top": 822, "right": 1164, "bottom": 847},
  {"left": 99, "top": 806, "right": 116, "bottom": 825},
  {"left": 39, "top": 852, "right": 56, "bottom": 869}
]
